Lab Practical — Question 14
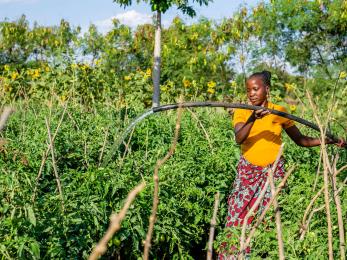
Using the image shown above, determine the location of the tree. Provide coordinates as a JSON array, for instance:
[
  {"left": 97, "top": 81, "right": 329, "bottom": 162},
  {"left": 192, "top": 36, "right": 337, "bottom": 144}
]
[
  {"left": 81, "top": 24, "right": 105, "bottom": 65},
  {"left": 0, "top": 15, "right": 30, "bottom": 65},
  {"left": 113, "top": 0, "right": 212, "bottom": 107},
  {"left": 250, "top": 0, "right": 347, "bottom": 77}
]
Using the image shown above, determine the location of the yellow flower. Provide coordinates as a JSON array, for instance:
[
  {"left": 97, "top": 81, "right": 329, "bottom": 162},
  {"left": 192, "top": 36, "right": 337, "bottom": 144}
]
[
  {"left": 44, "top": 66, "right": 50, "bottom": 72},
  {"left": 190, "top": 32, "right": 199, "bottom": 40},
  {"left": 124, "top": 75, "right": 131, "bottom": 81},
  {"left": 212, "top": 64, "right": 217, "bottom": 72},
  {"left": 207, "top": 81, "right": 216, "bottom": 88},
  {"left": 4, "top": 65, "right": 10, "bottom": 71},
  {"left": 189, "top": 57, "right": 197, "bottom": 65},
  {"left": 285, "top": 83, "right": 296, "bottom": 92},
  {"left": 166, "top": 80, "right": 174, "bottom": 89},
  {"left": 231, "top": 80, "right": 237, "bottom": 87},
  {"left": 183, "top": 79, "right": 191, "bottom": 88},
  {"left": 71, "top": 63, "right": 78, "bottom": 69},
  {"left": 3, "top": 84, "right": 11, "bottom": 92},
  {"left": 207, "top": 88, "right": 215, "bottom": 94},
  {"left": 161, "top": 86, "right": 168, "bottom": 92},
  {"left": 82, "top": 64, "right": 90, "bottom": 70},
  {"left": 290, "top": 105, "right": 296, "bottom": 112},
  {"left": 143, "top": 68, "right": 151, "bottom": 80},
  {"left": 32, "top": 69, "right": 40, "bottom": 79},
  {"left": 11, "top": 71, "right": 19, "bottom": 80},
  {"left": 339, "top": 71, "right": 347, "bottom": 79},
  {"left": 95, "top": 59, "right": 101, "bottom": 66}
]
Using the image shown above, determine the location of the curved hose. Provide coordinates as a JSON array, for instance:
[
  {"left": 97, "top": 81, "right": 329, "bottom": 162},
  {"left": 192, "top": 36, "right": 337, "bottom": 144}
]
[
  {"left": 153, "top": 101, "right": 339, "bottom": 141},
  {"left": 102, "top": 101, "right": 341, "bottom": 166}
]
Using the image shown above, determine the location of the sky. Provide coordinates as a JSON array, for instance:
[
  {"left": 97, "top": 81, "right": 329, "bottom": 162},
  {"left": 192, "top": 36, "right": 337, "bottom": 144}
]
[{"left": 0, "top": 0, "right": 261, "bottom": 33}]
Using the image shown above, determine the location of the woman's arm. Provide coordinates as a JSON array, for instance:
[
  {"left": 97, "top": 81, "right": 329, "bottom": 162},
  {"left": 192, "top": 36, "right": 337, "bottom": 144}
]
[
  {"left": 234, "top": 118, "right": 255, "bottom": 145},
  {"left": 235, "top": 109, "right": 269, "bottom": 144},
  {"left": 285, "top": 125, "right": 346, "bottom": 147}
]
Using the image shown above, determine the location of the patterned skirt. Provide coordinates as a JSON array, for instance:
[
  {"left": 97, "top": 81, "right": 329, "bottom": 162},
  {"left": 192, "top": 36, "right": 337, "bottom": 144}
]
[{"left": 218, "top": 156, "right": 285, "bottom": 259}]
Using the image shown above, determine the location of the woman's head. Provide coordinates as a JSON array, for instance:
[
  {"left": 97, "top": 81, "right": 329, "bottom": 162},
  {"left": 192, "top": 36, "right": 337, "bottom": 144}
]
[{"left": 246, "top": 70, "right": 271, "bottom": 106}]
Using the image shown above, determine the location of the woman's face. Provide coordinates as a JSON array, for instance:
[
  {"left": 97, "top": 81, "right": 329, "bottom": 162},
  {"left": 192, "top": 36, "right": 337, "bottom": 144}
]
[{"left": 246, "top": 77, "right": 269, "bottom": 106}]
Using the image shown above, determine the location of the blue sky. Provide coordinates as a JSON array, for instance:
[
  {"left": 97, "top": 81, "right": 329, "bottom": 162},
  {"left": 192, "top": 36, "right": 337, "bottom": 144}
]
[{"left": 0, "top": 0, "right": 260, "bottom": 32}]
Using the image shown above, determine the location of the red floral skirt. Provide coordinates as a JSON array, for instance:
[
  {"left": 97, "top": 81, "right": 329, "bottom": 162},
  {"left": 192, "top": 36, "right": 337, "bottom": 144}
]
[{"left": 218, "top": 156, "right": 285, "bottom": 259}]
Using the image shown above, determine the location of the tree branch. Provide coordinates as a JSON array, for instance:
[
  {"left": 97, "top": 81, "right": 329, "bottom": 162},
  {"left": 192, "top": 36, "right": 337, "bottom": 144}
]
[
  {"left": 89, "top": 181, "right": 146, "bottom": 260},
  {"left": 143, "top": 106, "right": 183, "bottom": 260},
  {"left": 207, "top": 191, "right": 220, "bottom": 260}
]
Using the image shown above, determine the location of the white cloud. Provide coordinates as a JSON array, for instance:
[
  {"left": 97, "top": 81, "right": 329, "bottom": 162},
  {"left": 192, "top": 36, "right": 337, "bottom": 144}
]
[
  {"left": 115, "top": 10, "right": 152, "bottom": 27},
  {"left": 95, "top": 10, "right": 152, "bottom": 33},
  {"left": 0, "top": 0, "right": 38, "bottom": 4}
]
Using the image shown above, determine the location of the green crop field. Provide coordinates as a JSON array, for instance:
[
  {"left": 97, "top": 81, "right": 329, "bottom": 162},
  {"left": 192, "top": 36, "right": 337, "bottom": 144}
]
[{"left": 0, "top": 0, "right": 346, "bottom": 259}]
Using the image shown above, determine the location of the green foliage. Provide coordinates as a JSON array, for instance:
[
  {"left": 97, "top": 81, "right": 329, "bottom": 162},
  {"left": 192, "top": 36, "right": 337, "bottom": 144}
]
[
  {"left": 0, "top": 4, "right": 346, "bottom": 259},
  {"left": 113, "top": 0, "right": 212, "bottom": 16},
  {"left": 0, "top": 100, "right": 238, "bottom": 258},
  {"left": 1, "top": 93, "right": 346, "bottom": 259},
  {"left": 0, "top": 16, "right": 80, "bottom": 65},
  {"left": 250, "top": 0, "right": 347, "bottom": 76}
]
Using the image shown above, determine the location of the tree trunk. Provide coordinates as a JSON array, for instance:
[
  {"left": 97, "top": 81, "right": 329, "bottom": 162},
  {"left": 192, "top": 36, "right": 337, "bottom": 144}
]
[{"left": 152, "top": 11, "right": 161, "bottom": 108}]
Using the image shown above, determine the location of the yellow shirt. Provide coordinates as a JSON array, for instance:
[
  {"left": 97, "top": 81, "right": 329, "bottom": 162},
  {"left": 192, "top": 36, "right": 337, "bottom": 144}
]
[{"left": 233, "top": 102, "right": 295, "bottom": 167}]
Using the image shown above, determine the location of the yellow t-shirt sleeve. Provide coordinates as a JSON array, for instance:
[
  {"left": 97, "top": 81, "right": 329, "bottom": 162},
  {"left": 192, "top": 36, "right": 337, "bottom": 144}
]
[
  {"left": 233, "top": 109, "right": 247, "bottom": 127},
  {"left": 278, "top": 106, "right": 295, "bottom": 129}
]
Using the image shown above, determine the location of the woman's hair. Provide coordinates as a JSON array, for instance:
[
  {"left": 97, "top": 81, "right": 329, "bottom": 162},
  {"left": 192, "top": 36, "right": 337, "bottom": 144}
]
[{"left": 248, "top": 70, "right": 272, "bottom": 87}]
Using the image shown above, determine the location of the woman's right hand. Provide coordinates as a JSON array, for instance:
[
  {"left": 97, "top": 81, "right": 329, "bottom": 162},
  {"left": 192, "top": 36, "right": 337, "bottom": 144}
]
[{"left": 253, "top": 109, "right": 270, "bottom": 119}]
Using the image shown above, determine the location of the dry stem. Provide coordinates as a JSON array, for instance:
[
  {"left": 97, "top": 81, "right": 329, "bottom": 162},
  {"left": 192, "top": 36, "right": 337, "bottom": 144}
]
[
  {"left": 83, "top": 138, "right": 89, "bottom": 168},
  {"left": 320, "top": 135, "right": 333, "bottom": 260},
  {"left": 306, "top": 204, "right": 325, "bottom": 232},
  {"left": 89, "top": 181, "right": 146, "bottom": 260},
  {"left": 143, "top": 107, "right": 183, "bottom": 260},
  {"left": 313, "top": 149, "right": 323, "bottom": 191},
  {"left": 331, "top": 155, "right": 345, "bottom": 259},
  {"left": 268, "top": 156, "right": 285, "bottom": 260},
  {"left": 98, "top": 128, "right": 109, "bottom": 167},
  {"left": 239, "top": 179, "right": 270, "bottom": 257},
  {"left": 300, "top": 173, "right": 346, "bottom": 241},
  {"left": 121, "top": 127, "right": 135, "bottom": 162},
  {"left": 239, "top": 144, "right": 285, "bottom": 259},
  {"left": 32, "top": 104, "right": 68, "bottom": 202},
  {"left": 207, "top": 191, "right": 220, "bottom": 260},
  {"left": 307, "top": 91, "right": 333, "bottom": 260},
  {"left": 242, "top": 165, "right": 295, "bottom": 251},
  {"left": 300, "top": 164, "right": 347, "bottom": 240},
  {"left": 187, "top": 108, "right": 213, "bottom": 150},
  {"left": 45, "top": 118, "right": 64, "bottom": 211},
  {"left": 299, "top": 186, "right": 324, "bottom": 239},
  {"left": 0, "top": 106, "right": 14, "bottom": 132}
]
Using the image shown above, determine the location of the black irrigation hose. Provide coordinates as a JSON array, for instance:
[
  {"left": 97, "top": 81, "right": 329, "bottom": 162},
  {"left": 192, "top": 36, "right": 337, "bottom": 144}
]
[
  {"left": 152, "top": 101, "right": 339, "bottom": 142},
  {"left": 103, "top": 101, "right": 343, "bottom": 166}
]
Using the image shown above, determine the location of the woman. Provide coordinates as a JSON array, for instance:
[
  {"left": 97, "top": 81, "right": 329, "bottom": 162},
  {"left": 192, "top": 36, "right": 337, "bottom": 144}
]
[{"left": 218, "top": 70, "right": 345, "bottom": 259}]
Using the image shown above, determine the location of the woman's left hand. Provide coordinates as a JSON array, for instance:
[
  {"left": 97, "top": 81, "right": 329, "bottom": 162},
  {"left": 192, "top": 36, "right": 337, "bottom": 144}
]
[
  {"left": 327, "top": 138, "right": 346, "bottom": 148},
  {"left": 335, "top": 139, "right": 346, "bottom": 148}
]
